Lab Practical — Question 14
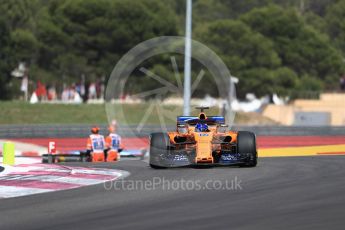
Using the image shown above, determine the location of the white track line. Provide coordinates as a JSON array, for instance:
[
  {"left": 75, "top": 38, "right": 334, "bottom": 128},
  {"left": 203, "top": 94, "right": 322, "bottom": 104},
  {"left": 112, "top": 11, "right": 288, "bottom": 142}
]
[
  {"left": 0, "top": 164, "right": 129, "bottom": 199},
  {"left": 0, "top": 186, "right": 53, "bottom": 198}
]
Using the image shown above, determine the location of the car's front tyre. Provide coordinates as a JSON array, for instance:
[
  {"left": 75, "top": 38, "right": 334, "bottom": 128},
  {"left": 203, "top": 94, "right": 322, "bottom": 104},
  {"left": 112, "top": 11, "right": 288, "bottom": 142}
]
[
  {"left": 149, "top": 132, "right": 170, "bottom": 169},
  {"left": 237, "top": 131, "right": 257, "bottom": 167}
]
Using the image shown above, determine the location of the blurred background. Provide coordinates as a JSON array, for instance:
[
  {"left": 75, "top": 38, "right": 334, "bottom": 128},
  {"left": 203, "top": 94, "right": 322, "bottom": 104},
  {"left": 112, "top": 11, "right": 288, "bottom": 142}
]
[{"left": 1, "top": 0, "right": 345, "bottom": 131}]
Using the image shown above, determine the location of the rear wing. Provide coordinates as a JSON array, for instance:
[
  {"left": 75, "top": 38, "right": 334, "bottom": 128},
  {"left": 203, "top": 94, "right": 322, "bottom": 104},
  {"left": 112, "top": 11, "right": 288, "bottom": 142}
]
[{"left": 177, "top": 116, "right": 225, "bottom": 125}]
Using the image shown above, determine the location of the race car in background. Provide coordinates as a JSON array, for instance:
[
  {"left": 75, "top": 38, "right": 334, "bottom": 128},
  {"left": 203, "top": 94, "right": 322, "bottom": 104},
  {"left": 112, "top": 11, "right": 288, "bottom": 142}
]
[
  {"left": 42, "top": 149, "right": 147, "bottom": 163},
  {"left": 149, "top": 107, "right": 257, "bottom": 168}
]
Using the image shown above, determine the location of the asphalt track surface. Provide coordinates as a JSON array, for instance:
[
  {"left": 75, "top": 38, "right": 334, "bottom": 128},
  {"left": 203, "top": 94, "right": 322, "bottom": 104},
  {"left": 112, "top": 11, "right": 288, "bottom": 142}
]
[{"left": 1, "top": 156, "right": 345, "bottom": 230}]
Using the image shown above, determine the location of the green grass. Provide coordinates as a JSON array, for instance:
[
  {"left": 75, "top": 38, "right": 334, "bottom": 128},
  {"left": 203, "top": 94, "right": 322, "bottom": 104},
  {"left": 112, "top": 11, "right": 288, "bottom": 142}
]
[
  {"left": 0, "top": 101, "right": 107, "bottom": 124},
  {"left": 0, "top": 101, "right": 277, "bottom": 125}
]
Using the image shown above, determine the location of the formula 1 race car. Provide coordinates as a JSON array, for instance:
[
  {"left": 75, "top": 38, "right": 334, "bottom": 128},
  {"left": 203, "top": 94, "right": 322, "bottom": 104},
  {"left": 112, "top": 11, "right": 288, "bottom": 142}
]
[{"left": 149, "top": 107, "right": 257, "bottom": 168}]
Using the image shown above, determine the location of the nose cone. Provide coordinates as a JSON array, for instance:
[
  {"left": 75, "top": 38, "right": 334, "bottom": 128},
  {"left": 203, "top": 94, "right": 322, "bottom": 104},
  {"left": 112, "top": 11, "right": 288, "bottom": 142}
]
[{"left": 193, "top": 132, "right": 214, "bottom": 163}]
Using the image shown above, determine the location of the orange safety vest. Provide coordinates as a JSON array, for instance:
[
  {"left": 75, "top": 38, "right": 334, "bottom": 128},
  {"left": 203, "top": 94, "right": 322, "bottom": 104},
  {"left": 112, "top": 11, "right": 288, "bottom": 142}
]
[
  {"left": 87, "top": 134, "right": 105, "bottom": 153},
  {"left": 106, "top": 133, "right": 123, "bottom": 151}
]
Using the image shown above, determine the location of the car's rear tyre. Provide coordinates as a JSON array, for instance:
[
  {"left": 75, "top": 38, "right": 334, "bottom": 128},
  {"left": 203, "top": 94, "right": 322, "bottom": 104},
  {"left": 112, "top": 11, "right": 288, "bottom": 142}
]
[
  {"left": 149, "top": 132, "right": 170, "bottom": 169},
  {"left": 237, "top": 131, "right": 257, "bottom": 167}
]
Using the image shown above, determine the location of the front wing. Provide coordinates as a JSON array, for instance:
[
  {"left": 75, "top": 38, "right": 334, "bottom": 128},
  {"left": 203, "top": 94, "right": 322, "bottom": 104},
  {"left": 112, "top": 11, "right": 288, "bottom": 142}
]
[{"left": 151, "top": 150, "right": 252, "bottom": 168}]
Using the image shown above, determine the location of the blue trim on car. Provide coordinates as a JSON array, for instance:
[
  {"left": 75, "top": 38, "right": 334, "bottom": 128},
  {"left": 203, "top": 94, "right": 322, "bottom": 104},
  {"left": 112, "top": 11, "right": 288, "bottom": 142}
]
[{"left": 177, "top": 116, "right": 225, "bottom": 124}]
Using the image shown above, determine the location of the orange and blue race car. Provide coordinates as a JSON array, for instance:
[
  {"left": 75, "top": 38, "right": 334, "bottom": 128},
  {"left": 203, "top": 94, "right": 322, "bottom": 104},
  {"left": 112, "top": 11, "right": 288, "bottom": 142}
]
[{"left": 149, "top": 107, "right": 257, "bottom": 168}]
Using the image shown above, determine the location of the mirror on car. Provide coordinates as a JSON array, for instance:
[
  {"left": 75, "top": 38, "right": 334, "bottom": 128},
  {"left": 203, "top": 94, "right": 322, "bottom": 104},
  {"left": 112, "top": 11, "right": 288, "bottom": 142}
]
[{"left": 218, "top": 124, "right": 228, "bottom": 133}]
